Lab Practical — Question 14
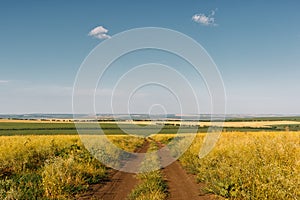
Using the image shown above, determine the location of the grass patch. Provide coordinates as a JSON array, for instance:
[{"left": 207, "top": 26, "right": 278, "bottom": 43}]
[{"left": 128, "top": 141, "right": 168, "bottom": 200}]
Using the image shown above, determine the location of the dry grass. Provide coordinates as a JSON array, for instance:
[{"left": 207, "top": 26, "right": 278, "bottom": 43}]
[
  {"left": 154, "top": 131, "right": 300, "bottom": 199},
  {"left": 0, "top": 135, "right": 144, "bottom": 199}
]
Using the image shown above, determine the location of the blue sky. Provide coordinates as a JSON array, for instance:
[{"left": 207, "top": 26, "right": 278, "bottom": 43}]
[{"left": 0, "top": 0, "right": 300, "bottom": 114}]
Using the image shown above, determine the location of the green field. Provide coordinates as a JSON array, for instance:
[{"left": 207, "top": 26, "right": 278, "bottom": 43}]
[
  {"left": 1, "top": 121, "right": 298, "bottom": 136},
  {"left": 0, "top": 122, "right": 180, "bottom": 136},
  {"left": 225, "top": 116, "right": 300, "bottom": 122}
]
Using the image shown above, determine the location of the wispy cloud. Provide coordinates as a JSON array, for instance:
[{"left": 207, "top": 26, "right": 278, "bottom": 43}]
[
  {"left": 88, "top": 26, "right": 111, "bottom": 39},
  {"left": 21, "top": 85, "right": 73, "bottom": 97},
  {"left": 0, "top": 80, "right": 9, "bottom": 84},
  {"left": 192, "top": 9, "right": 218, "bottom": 26}
]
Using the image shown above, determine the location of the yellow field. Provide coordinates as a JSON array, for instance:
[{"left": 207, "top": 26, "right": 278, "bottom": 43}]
[
  {"left": 0, "top": 135, "right": 144, "bottom": 199},
  {"left": 1, "top": 129, "right": 299, "bottom": 199},
  {"left": 200, "top": 121, "right": 300, "bottom": 128},
  {"left": 2, "top": 119, "right": 300, "bottom": 129},
  {"left": 153, "top": 131, "right": 300, "bottom": 199}
]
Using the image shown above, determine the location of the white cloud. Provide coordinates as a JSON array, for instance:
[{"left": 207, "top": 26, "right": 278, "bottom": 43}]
[
  {"left": 192, "top": 9, "right": 217, "bottom": 26},
  {"left": 88, "top": 26, "right": 111, "bottom": 39}
]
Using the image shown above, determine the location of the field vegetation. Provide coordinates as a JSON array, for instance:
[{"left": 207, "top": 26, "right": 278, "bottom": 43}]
[
  {"left": 0, "top": 135, "right": 144, "bottom": 199},
  {"left": 1, "top": 120, "right": 299, "bottom": 199},
  {"left": 0, "top": 122, "right": 184, "bottom": 136},
  {"left": 2, "top": 121, "right": 300, "bottom": 136},
  {"left": 128, "top": 141, "right": 168, "bottom": 200},
  {"left": 154, "top": 131, "right": 300, "bottom": 199}
]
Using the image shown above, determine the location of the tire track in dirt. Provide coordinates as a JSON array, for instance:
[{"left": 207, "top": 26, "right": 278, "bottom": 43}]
[
  {"left": 78, "top": 140, "right": 149, "bottom": 200},
  {"left": 163, "top": 161, "right": 215, "bottom": 200}
]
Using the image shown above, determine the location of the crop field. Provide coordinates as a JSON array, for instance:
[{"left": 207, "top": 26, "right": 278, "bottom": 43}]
[
  {"left": 0, "top": 122, "right": 188, "bottom": 136},
  {"left": 0, "top": 121, "right": 299, "bottom": 199},
  {"left": 1, "top": 119, "right": 300, "bottom": 136}
]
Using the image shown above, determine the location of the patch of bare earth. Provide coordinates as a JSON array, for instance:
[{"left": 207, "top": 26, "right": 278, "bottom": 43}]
[
  {"left": 163, "top": 161, "right": 218, "bottom": 200},
  {"left": 155, "top": 141, "right": 219, "bottom": 200}
]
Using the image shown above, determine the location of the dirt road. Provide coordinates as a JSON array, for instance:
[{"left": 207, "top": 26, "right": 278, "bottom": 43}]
[
  {"left": 155, "top": 140, "right": 215, "bottom": 200},
  {"left": 79, "top": 140, "right": 216, "bottom": 200},
  {"left": 163, "top": 160, "right": 215, "bottom": 200},
  {"left": 78, "top": 141, "right": 149, "bottom": 200}
]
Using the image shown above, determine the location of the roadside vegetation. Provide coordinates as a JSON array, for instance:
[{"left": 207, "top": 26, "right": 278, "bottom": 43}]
[
  {"left": 154, "top": 131, "right": 300, "bottom": 199},
  {"left": 128, "top": 141, "right": 168, "bottom": 200},
  {"left": 0, "top": 135, "right": 144, "bottom": 199}
]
